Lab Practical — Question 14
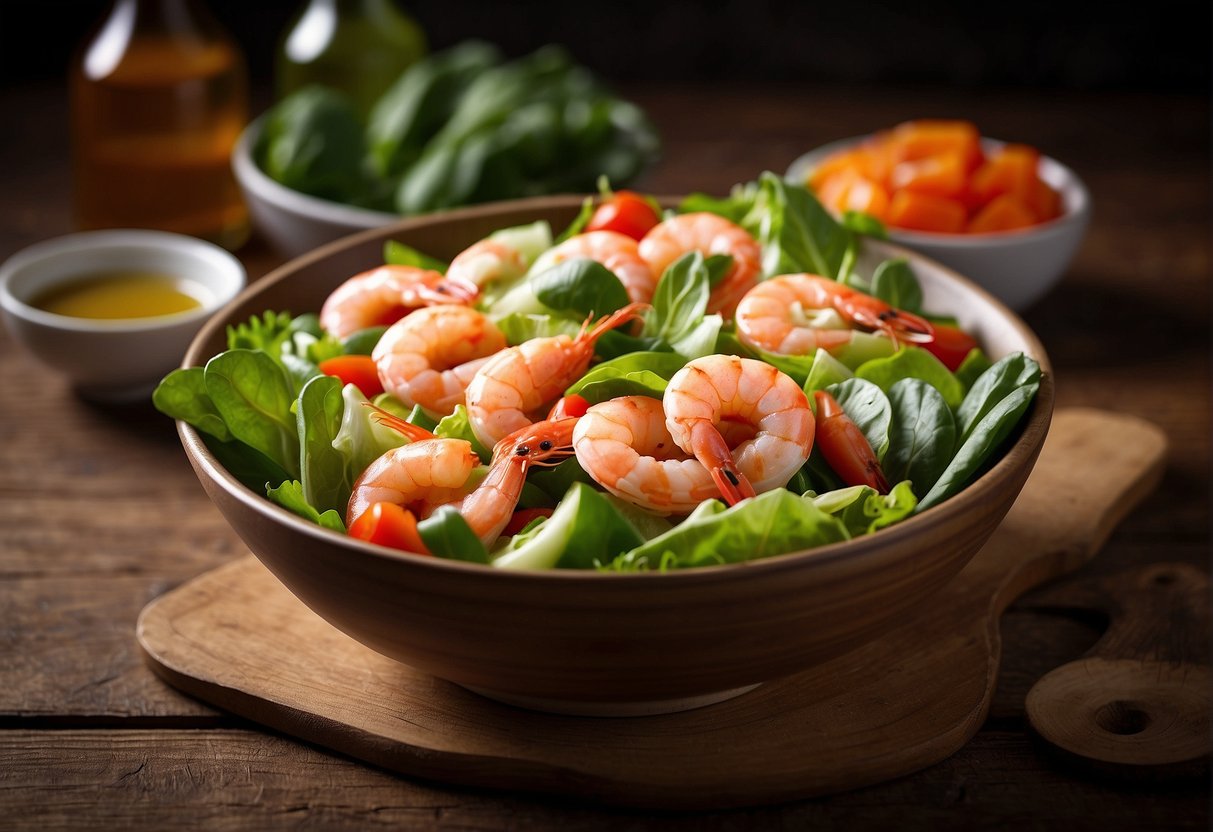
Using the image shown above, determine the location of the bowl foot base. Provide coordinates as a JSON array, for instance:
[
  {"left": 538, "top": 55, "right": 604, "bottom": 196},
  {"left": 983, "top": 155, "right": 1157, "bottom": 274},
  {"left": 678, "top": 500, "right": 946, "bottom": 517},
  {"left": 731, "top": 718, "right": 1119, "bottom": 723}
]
[{"left": 457, "top": 682, "right": 763, "bottom": 717}]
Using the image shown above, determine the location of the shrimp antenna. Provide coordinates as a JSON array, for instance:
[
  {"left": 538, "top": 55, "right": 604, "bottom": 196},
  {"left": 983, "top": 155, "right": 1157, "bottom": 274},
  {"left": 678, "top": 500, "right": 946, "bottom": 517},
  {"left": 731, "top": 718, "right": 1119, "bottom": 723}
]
[{"left": 363, "top": 401, "right": 437, "bottom": 442}]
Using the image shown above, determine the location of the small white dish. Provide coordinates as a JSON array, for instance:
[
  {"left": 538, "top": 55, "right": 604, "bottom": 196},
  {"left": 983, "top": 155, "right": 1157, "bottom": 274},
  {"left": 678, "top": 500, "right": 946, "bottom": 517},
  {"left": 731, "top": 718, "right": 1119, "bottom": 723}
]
[
  {"left": 0, "top": 229, "right": 246, "bottom": 402},
  {"left": 231, "top": 116, "right": 399, "bottom": 258},
  {"left": 787, "top": 137, "right": 1091, "bottom": 310}
]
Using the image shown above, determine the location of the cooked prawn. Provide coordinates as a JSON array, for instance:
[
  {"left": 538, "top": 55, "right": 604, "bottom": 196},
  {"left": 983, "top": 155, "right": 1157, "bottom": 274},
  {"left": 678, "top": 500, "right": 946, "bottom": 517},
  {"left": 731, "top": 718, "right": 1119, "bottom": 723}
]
[
  {"left": 348, "top": 407, "right": 575, "bottom": 547},
  {"left": 319, "top": 265, "right": 477, "bottom": 339},
  {"left": 813, "top": 390, "right": 889, "bottom": 493},
  {"left": 573, "top": 395, "right": 723, "bottom": 515},
  {"left": 446, "top": 239, "right": 528, "bottom": 291},
  {"left": 373, "top": 305, "right": 506, "bottom": 419},
  {"left": 638, "top": 212, "right": 762, "bottom": 317},
  {"left": 529, "top": 230, "right": 658, "bottom": 305},
  {"left": 663, "top": 355, "right": 814, "bottom": 504},
  {"left": 465, "top": 303, "right": 648, "bottom": 449},
  {"left": 735, "top": 273, "right": 934, "bottom": 356}
]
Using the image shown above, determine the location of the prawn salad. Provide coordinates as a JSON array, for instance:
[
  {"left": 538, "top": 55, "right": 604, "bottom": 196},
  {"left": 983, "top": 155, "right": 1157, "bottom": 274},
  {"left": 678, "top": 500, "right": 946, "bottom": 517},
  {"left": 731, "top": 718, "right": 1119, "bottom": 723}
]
[{"left": 155, "top": 172, "right": 1042, "bottom": 571}]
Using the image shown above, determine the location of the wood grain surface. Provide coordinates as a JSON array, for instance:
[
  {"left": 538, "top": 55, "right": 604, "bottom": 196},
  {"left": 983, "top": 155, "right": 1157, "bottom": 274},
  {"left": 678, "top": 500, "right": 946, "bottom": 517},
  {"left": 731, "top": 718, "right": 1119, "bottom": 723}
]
[
  {"left": 137, "top": 409, "right": 1165, "bottom": 809},
  {"left": 1, "top": 81, "right": 1208, "bottom": 828}
]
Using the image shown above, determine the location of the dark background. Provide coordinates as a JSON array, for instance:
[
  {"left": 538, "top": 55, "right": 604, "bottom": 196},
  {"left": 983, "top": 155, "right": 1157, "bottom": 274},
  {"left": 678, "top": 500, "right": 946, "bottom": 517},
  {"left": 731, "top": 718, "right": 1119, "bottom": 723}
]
[{"left": 2, "top": 0, "right": 1210, "bottom": 93}]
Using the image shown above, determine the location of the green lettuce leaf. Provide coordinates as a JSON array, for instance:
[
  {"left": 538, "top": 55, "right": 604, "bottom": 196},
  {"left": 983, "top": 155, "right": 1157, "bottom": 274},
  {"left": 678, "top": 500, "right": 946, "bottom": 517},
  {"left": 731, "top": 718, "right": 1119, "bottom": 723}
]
[
  {"left": 204, "top": 349, "right": 300, "bottom": 478},
  {"left": 296, "top": 375, "right": 351, "bottom": 516},
  {"left": 856, "top": 347, "right": 965, "bottom": 409},
  {"left": 492, "top": 482, "right": 645, "bottom": 570},
  {"left": 266, "top": 480, "right": 346, "bottom": 532},
  {"left": 152, "top": 367, "right": 232, "bottom": 442},
  {"left": 811, "top": 480, "right": 918, "bottom": 536}
]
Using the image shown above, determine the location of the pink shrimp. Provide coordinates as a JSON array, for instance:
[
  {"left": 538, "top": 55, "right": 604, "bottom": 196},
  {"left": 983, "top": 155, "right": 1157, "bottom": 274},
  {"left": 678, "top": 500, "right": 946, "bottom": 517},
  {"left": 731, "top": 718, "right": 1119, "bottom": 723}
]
[
  {"left": 638, "top": 212, "right": 762, "bottom": 317},
  {"left": 373, "top": 305, "right": 506, "bottom": 419},
  {"left": 530, "top": 230, "right": 658, "bottom": 305},
  {"left": 348, "top": 406, "right": 575, "bottom": 547},
  {"left": 319, "top": 265, "right": 477, "bottom": 339},
  {"left": 445, "top": 239, "right": 528, "bottom": 290},
  {"left": 735, "top": 273, "right": 935, "bottom": 356},
  {"left": 663, "top": 355, "right": 814, "bottom": 505},
  {"left": 464, "top": 303, "right": 648, "bottom": 449},
  {"left": 572, "top": 395, "right": 724, "bottom": 515}
]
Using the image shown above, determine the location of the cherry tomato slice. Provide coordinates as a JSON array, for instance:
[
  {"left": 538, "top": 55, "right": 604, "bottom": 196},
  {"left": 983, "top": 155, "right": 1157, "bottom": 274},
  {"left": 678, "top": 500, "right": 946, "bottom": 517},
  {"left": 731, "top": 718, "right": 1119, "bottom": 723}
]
[
  {"left": 585, "top": 191, "right": 660, "bottom": 241},
  {"left": 503, "top": 507, "right": 555, "bottom": 537},
  {"left": 348, "top": 502, "right": 431, "bottom": 555},
  {"left": 318, "top": 354, "right": 384, "bottom": 397},
  {"left": 920, "top": 324, "right": 979, "bottom": 372},
  {"left": 547, "top": 394, "right": 591, "bottom": 420}
]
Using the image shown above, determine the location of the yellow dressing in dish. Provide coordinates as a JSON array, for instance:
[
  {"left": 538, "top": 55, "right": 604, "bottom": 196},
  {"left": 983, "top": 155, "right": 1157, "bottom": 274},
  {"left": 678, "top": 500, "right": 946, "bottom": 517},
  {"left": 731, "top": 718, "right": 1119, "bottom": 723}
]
[{"left": 30, "top": 271, "right": 205, "bottom": 319}]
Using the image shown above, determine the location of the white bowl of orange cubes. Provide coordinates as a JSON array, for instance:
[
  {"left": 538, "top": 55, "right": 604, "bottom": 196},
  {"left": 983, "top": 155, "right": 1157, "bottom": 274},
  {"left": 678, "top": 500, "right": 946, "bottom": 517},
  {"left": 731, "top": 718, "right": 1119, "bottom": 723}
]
[{"left": 787, "top": 120, "right": 1090, "bottom": 310}]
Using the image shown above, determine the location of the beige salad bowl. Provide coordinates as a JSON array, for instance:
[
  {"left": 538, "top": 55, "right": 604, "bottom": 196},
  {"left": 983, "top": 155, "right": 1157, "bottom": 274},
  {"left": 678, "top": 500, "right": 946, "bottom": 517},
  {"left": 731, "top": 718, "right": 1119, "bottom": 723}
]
[{"left": 176, "top": 195, "right": 1053, "bottom": 715}]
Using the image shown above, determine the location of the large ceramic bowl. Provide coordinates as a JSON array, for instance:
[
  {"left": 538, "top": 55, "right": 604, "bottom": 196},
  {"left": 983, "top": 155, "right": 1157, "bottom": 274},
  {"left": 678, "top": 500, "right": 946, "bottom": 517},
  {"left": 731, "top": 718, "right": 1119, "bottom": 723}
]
[
  {"left": 176, "top": 196, "right": 1053, "bottom": 716},
  {"left": 788, "top": 137, "right": 1090, "bottom": 311}
]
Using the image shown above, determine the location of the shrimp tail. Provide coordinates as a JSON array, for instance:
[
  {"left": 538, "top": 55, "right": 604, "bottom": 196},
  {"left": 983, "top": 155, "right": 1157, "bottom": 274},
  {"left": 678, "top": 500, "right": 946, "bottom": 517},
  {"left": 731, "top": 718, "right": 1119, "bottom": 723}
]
[
  {"left": 363, "top": 401, "right": 438, "bottom": 442},
  {"left": 689, "top": 420, "right": 756, "bottom": 505},
  {"left": 415, "top": 276, "right": 480, "bottom": 306},
  {"left": 584, "top": 302, "right": 651, "bottom": 343}
]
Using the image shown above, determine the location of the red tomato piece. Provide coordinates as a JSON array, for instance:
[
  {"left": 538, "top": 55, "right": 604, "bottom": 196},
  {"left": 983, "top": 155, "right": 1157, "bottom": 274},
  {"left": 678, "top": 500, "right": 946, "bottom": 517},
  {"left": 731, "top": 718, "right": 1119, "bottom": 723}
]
[
  {"left": 586, "top": 191, "right": 661, "bottom": 241},
  {"left": 920, "top": 324, "right": 979, "bottom": 372},
  {"left": 318, "top": 354, "right": 384, "bottom": 397},
  {"left": 503, "top": 507, "right": 555, "bottom": 537},
  {"left": 348, "top": 502, "right": 431, "bottom": 555}
]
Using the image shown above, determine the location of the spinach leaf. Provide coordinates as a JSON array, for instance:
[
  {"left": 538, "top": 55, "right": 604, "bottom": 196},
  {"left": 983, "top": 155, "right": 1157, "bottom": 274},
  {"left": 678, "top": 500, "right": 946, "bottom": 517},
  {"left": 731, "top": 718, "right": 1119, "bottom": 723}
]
[
  {"left": 840, "top": 211, "right": 888, "bottom": 238},
  {"left": 917, "top": 385, "right": 1038, "bottom": 512},
  {"left": 827, "top": 378, "right": 893, "bottom": 460},
  {"left": 417, "top": 505, "right": 489, "bottom": 564},
  {"left": 869, "top": 258, "right": 923, "bottom": 313},
  {"left": 202, "top": 435, "right": 292, "bottom": 494},
  {"left": 152, "top": 367, "right": 232, "bottom": 442},
  {"left": 678, "top": 181, "right": 760, "bottom": 223},
  {"left": 340, "top": 326, "right": 388, "bottom": 357},
  {"left": 954, "top": 348, "right": 994, "bottom": 392},
  {"left": 856, "top": 347, "right": 965, "bottom": 409},
  {"left": 266, "top": 480, "right": 346, "bottom": 532},
  {"left": 258, "top": 86, "right": 367, "bottom": 202},
  {"left": 566, "top": 351, "right": 688, "bottom": 403},
  {"left": 741, "top": 172, "right": 853, "bottom": 280},
  {"left": 554, "top": 196, "right": 594, "bottom": 244},
  {"left": 643, "top": 252, "right": 710, "bottom": 341},
  {"left": 204, "top": 350, "right": 300, "bottom": 478},
  {"left": 884, "top": 378, "right": 956, "bottom": 495},
  {"left": 956, "top": 353, "right": 1042, "bottom": 442},
  {"left": 530, "top": 258, "right": 630, "bottom": 319}
]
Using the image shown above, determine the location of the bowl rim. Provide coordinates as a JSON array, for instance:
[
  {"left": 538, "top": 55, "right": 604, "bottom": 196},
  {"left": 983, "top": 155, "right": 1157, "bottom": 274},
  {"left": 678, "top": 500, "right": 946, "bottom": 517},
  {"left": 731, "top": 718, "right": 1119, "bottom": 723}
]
[
  {"left": 179, "top": 194, "right": 1054, "bottom": 586},
  {"left": 0, "top": 228, "right": 247, "bottom": 333},
  {"left": 786, "top": 134, "right": 1091, "bottom": 246},
  {"left": 231, "top": 114, "right": 401, "bottom": 228}
]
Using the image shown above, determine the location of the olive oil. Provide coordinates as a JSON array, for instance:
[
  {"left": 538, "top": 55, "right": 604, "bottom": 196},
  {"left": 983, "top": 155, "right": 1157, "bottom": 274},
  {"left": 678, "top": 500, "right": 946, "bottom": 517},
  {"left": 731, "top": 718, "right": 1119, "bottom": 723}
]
[
  {"left": 71, "top": 0, "right": 250, "bottom": 249},
  {"left": 31, "top": 272, "right": 205, "bottom": 319}
]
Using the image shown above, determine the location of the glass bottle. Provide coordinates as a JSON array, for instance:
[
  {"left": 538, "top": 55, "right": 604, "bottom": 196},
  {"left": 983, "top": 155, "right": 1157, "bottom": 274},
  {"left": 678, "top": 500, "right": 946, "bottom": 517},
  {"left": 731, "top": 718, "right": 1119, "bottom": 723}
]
[
  {"left": 70, "top": 0, "right": 250, "bottom": 250},
  {"left": 276, "top": 0, "right": 427, "bottom": 117}
]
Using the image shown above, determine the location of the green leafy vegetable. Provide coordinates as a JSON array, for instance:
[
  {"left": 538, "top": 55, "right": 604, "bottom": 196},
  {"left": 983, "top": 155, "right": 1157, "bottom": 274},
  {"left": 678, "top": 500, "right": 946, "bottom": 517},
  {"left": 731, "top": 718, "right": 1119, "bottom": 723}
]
[
  {"left": 812, "top": 481, "right": 917, "bottom": 536},
  {"left": 257, "top": 86, "right": 369, "bottom": 203},
  {"left": 826, "top": 378, "right": 892, "bottom": 460},
  {"left": 869, "top": 258, "right": 923, "bottom": 313},
  {"left": 566, "top": 351, "right": 688, "bottom": 403},
  {"left": 609, "top": 489, "right": 850, "bottom": 571},
  {"left": 884, "top": 379, "right": 956, "bottom": 495},
  {"left": 802, "top": 349, "right": 854, "bottom": 395},
  {"left": 332, "top": 385, "right": 410, "bottom": 486},
  {"left": 204, "top": 350, "right": 300, "bottom": 478},
  {"left": 955, "top": 353, "right": 1042, "bottom": 442},
  {"left": 417, "top": 506, "right": 489, "bottom": 563},
  {"left": 856, "top": 347, "right": 965, "bottom": 409},
  {"left": 266, "top": 480, "right": 347, "bottom": 532},
  {"left": 434, "top": 404, "right": 492, "bottom": 463},
  {"left": 152, "top": 367, "right": 232, "bottom": 442},
  {"left": 493, "top": 482, "right": 645, "bottom": 570},
  {"left": 296, "top": 375, "right": 351, "bottom": 516},
  {"left": 530, "top": 258, "right": 630, "bottom": 319},
  {"left": 383, "top": 240, "right": 447, "bottom": 273}
]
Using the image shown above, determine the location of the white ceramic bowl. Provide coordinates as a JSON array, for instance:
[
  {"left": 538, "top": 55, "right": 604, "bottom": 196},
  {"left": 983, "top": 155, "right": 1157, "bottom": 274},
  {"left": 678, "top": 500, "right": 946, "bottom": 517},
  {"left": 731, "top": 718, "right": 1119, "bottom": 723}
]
[
  {"left": 0, "top": 229, "right": 246, "bottom": 401},
  {"left": 232, "top": 116, "right": 400, "bottom": 258},
  {"left": 787, "top": 137, "right": 1091, "bottom": 310}
]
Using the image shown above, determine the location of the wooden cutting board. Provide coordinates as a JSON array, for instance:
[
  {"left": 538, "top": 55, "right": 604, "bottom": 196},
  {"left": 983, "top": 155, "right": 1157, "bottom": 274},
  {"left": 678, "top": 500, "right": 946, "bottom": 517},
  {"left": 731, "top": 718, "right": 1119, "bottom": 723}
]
[{"left": 138, "top": 408, "right": 1175, "bottom": 809}]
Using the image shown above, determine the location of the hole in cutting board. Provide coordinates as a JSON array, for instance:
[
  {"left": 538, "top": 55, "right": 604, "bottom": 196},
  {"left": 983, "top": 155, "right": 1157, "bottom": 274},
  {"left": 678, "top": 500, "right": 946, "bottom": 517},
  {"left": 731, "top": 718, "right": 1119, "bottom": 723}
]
[{"left": 1095, "top": 700, "right": 1152, "bottom": 735}]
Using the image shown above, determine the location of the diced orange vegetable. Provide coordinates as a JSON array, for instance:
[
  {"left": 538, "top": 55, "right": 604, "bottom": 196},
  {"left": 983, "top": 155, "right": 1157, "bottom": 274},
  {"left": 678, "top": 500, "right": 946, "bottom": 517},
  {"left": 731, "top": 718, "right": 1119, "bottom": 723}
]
[
  {"left": 348, "top": 502, "right": 431, "bottom": 555},
  {"left": 967, "top": 194, "right": 1037, "bottom": 233},
  {"left": 816, "top": 170, "right": 889, "bottom": 221},
  {"left": 1026, "top": 179, "right": 1062, "bottom": 222},
  {"left": 889, "top": 151, "right": 967, "bottom": 198},
  {"left": 889, "top": 120, "right": 983, "bottom": 170},
  {"left": 318, "top": 354, "right": 384, "bottom": 397},
  {"left": 886, "top": 191, "right": 967, "bottom": 233},
  {"left": 970, "top": 144, "right": 1040, "bottom": 205},
  {"left": 807, "top": 122, "right": 1064, "bottom": 234}
]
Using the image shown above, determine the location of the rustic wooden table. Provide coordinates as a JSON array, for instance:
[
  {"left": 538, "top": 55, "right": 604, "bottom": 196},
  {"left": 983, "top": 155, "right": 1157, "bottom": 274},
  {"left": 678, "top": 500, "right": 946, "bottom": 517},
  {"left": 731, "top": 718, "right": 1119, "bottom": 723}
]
[{"left": 2, "top": 81, "right": 1209, "bottom": 829}]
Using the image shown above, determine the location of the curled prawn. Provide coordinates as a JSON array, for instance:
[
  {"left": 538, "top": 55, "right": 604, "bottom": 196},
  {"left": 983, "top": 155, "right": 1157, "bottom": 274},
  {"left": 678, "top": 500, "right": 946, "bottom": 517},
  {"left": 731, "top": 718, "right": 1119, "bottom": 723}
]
[
  {"left": 372, "top": 305, "right": 506, "bottom": 419},
  {"left": 348, "top": 407, "right": 576, "bottom": 548},
  {"left": 573, "top": 395, "right": 725, "bottom": 515},
  {"left": 638, "top": 212, "right": 762, "bottom": 317},
  {"left": 530, "top": 230, "right": 658, "bottom": 305},
  {"left": 735, "top": 273, "right": 934, "bottom": 356},
  {"left": 663, "top": 355, "right": 814, "bottom": 504},
  {"left": 319, "top": 265, "right": 477, "bottom": 339},
  {"left": 446, "top": 238, "right": 529, "bottom": 291},
  {"left": 465, "top": 302, "right": 648, "bottom": 449}
]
